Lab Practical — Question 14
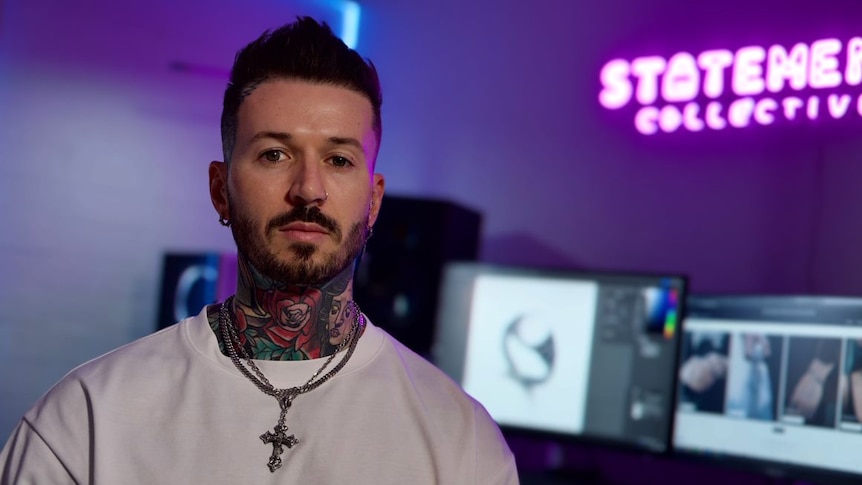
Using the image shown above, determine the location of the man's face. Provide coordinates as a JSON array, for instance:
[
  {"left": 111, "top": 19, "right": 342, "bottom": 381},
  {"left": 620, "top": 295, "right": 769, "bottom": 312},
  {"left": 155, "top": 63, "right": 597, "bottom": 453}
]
[{"left": 212, "top": 79, "right": 384, "bottom": 286}]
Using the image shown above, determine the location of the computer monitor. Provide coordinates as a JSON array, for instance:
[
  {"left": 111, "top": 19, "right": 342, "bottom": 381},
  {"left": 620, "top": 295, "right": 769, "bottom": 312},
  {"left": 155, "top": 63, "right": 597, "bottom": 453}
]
[
  {"left": 673, "top": 295, "right": 862, "bottom": 483},
  {"left": 432, "top": 262, "right": 686, "bottom": 453}
]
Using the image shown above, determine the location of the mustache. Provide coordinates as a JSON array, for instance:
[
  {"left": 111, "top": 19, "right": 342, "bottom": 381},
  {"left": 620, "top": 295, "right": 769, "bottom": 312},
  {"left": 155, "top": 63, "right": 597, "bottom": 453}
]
[{"left": 266, "top": 206, "right": 341, "bottom": 237}]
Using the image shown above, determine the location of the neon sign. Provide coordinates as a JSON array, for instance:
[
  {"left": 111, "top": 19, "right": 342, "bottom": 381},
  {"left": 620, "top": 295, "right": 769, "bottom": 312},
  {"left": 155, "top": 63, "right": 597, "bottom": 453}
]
[{"left": 599, "top": 38, "right": 862, "bottom": 134}]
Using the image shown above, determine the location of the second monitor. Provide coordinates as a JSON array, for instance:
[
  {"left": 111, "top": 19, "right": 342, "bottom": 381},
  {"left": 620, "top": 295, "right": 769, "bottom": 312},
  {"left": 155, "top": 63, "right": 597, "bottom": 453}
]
[{"left": 674, "top": 295, "right": 862, "bottom": 484}]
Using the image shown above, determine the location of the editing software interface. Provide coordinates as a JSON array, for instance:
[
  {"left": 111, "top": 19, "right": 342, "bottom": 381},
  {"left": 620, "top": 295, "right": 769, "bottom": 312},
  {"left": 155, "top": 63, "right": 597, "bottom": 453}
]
[
  {"left": 674, "top": 296, "right": 862, "bottom": 480},
  {"left": 432, "top": 263, "right": 685, "bottom": 452}
]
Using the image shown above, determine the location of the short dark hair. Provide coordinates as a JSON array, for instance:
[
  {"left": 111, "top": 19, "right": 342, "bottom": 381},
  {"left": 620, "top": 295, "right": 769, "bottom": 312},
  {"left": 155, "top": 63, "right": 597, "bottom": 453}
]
[{"left": 220, "top": 17, "right": 382, "bottom": 163}]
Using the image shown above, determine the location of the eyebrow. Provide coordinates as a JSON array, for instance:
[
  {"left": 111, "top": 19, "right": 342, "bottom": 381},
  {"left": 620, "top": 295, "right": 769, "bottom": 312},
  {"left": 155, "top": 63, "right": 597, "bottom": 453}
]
[
  {"left": 248, "top": 131, "right": 292, "bottom": 145},
  {"left": 248, "top": 131, "right": 367, "bottom": 155}
]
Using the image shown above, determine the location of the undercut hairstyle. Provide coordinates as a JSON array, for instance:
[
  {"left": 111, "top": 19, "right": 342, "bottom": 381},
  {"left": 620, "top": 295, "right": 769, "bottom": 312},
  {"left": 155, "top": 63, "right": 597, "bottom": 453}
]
[{"left": 220, "top": 17, "right": 382, "bottom": 163}]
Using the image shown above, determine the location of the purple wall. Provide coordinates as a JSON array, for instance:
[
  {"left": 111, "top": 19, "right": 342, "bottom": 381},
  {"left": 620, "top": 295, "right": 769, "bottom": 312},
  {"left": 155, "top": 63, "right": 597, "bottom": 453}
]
[
  {"left": 360, "top": 0, "right": 862, "bottom": 296},
  {"left": 0, "top": 0, "right": 343, "bottom": 443}
]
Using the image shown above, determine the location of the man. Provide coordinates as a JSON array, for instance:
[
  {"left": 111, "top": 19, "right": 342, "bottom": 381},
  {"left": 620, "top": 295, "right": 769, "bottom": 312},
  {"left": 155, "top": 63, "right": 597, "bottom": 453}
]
[{"left": 0, "top": 17, "right": 519, "bottom": 483}]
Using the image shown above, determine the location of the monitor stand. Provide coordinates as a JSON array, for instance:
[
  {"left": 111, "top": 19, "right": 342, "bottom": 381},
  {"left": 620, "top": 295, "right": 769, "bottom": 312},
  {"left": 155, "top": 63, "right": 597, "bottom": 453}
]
[
  {"left": 521, "top": 467, "right": 607, "bottom": 485},
  {"left": 516, "top": 441, "right": 613, "bottom": 485}
]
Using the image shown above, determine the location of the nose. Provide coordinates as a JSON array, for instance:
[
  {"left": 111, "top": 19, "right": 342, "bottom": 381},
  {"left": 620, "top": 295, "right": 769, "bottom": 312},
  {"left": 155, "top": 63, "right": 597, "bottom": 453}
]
[{"left": 287, "top": 160, "right": 328, "bottom": 206}]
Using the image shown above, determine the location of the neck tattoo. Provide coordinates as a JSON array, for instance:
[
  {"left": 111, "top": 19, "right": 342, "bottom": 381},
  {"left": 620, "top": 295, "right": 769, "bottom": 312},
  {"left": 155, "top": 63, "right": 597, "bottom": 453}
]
[{"left": 219, "top": 295, "right": 365, "bottom": 472}]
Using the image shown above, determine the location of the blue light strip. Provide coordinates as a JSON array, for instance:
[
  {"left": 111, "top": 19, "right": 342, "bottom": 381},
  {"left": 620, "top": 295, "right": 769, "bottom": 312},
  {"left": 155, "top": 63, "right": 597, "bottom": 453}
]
[{"left": 339, "top": 1, "right": 361, "bottom": 49}]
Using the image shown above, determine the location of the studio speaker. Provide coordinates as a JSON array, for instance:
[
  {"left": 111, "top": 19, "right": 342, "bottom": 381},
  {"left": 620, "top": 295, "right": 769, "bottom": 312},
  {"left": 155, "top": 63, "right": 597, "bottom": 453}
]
[{"left": 354, "top": 195, "right": 482, "bottom": 357}]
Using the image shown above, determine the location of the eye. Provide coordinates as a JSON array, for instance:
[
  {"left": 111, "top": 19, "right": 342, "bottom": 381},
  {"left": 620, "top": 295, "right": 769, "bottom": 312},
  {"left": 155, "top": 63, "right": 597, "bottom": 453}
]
[
  {"left": 260, "top": 150, "right": 287, "bottom": 163},
  {"left": 329, "top": 155, "right": 353, "bottom": 168}
]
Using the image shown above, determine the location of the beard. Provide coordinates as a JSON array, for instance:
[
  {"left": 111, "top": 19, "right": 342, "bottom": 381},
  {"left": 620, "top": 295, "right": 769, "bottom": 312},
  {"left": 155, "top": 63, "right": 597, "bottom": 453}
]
[{"left": 228, "top": 200, "right": 367, "bottom": 287}]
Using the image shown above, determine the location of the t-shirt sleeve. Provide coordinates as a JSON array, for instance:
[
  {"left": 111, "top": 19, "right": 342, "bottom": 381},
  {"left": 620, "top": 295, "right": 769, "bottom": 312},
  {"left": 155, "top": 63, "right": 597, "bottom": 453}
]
[
  {"left": 483, "top": 456, "right": 520, "bottom": 485},
  {"left": 0, "top": 418, "right": 77, "bottom": 485},
  {"left": 473, "top": 404, "right": 520, "bottom": 485}
]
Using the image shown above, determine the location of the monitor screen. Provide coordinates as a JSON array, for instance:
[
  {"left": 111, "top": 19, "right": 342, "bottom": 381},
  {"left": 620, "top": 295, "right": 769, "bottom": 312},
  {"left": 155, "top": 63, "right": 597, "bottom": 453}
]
[
  {"left": 673, "top": 295, "right": 862, "bottom": 482},
  {"left": 432, "top": 262, "right": 686, "bottom": 452}
]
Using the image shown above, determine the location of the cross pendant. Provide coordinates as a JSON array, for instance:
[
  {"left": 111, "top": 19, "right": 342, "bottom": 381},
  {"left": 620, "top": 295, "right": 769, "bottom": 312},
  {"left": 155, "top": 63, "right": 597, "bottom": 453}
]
[{"left": 260, "top": 424, "right": 298, "bottom": 472}]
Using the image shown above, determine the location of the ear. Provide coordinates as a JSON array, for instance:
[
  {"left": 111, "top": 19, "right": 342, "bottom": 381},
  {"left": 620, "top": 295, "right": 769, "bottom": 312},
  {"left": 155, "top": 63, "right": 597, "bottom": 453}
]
[
  {"left": 209, "top": 161, "right": 229, "bottom": 218},
  {"left": 367, "top": 173, "right": 385, "bottom": 228}
]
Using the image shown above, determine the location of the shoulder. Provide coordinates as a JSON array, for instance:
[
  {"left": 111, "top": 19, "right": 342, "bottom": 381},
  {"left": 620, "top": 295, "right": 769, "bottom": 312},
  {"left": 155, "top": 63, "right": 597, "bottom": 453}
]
[
  {"left": 25, "top": 313, "right": 204, "bottom": 423},
  {"left": 363, "top": 322, "right": 500, "bottom": 427},
  {"left": 359, "top": 323, "right": 517, "bottom": 478},
  {"left": 64, "top": 319, "right": 189, "bottom": 386},
  {"left": 369, "top": 324, "right": 466, "bottom": 389}
]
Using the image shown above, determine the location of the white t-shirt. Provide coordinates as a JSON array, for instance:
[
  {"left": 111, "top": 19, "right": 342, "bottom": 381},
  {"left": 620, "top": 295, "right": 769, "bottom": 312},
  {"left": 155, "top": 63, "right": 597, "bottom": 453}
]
[{"left": 1, "top": 307, "right": 519, "bottom": 484}]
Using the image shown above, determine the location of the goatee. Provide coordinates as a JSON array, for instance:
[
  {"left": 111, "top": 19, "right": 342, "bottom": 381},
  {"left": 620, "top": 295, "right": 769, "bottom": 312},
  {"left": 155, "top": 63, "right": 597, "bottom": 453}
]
[{"left": 229, "top": 204, "right": 368, "bottom": 287}]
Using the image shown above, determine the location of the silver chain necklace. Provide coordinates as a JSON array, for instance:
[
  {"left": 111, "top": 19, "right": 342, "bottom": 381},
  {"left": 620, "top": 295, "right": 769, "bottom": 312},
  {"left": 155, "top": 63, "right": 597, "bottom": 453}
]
[{"left": 218, "top": 295, "right": 365, "bottom": 472}]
